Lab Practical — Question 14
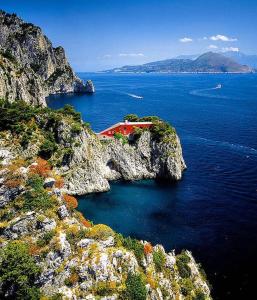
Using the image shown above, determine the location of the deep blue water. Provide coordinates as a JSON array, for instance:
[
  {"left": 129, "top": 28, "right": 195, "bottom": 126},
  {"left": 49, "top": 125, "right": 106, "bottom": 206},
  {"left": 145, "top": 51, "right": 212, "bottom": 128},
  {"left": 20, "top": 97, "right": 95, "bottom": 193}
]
[{"left": 48, "top": 73, "right": 257, "bottom": 300}]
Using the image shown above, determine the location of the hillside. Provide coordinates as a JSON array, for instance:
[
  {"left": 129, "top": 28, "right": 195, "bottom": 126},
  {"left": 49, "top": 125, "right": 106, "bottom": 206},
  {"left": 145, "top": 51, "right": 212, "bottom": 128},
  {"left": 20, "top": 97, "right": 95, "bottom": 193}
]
[
  {"left": 105, "top": 52, "right": 253, "bottom": 73},
  {"left": 0, "top": 100, "right": 211, "bottom": 299},
  {"left": 0, "top": 11, "right": 91, "bottom": 106},
  {"left": 222, "top": 51, "right": 257, "bottom": 68}
]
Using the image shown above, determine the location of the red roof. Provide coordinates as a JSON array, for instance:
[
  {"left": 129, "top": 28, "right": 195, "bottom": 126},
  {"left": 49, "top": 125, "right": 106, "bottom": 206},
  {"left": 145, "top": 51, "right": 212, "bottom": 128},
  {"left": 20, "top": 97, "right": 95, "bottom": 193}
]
[{"left": 97, "top": 121, "right": 152, "bottom": 138}]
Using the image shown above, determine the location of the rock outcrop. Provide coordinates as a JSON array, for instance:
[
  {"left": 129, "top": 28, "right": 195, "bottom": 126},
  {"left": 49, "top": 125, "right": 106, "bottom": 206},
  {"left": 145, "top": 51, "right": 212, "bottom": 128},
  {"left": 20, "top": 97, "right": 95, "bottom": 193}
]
[
  {"left": 85, "top": 80, "right": 95, "bottom": 93},
  {"left": 0, "top": 157, "right": 211, "bottom": 300},
  {"left": 62, "top": 129, "right": 186, "bottom": 195},
  {"left": 0, "top": 10, "right": 91, "bottom": 106},
  {"left": 0, "top": 102, "right": 186, "bottom": 195}
]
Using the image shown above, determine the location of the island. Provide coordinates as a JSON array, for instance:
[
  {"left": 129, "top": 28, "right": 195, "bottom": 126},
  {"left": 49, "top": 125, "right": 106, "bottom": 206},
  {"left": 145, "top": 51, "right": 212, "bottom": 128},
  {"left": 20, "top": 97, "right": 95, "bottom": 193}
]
[{"left": 104, "top": 52, "right": 254, "bottom": 74}]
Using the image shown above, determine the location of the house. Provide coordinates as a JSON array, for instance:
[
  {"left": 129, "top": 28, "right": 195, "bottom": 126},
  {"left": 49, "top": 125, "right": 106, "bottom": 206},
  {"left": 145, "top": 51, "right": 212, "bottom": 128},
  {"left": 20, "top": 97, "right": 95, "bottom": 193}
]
[{"left": 97, "top": 120, "right": 153, "bottom": 139}]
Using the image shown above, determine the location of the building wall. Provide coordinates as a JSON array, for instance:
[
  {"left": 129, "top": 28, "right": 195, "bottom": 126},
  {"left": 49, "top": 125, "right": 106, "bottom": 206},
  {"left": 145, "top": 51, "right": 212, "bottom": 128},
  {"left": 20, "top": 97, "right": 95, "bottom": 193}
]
[{"left": 100, "top": 123, "right": 152, "bottom": 137}]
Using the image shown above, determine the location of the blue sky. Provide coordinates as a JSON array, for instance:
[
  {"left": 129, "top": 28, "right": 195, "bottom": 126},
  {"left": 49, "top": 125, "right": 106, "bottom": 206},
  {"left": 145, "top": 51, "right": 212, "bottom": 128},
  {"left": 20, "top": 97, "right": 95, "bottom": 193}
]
[{"left": 1, "top": 0, "right": 257, "bottom": 71}]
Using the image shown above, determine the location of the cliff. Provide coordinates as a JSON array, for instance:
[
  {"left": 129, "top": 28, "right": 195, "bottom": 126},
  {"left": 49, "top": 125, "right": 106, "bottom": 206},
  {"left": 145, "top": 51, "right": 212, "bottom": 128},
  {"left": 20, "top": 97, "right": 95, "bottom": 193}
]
[
  {"left": 0, "top": 11, "right": 90, "bottom": 106},
  {"left": 0, "top": 105, "right": 210, "bottom": 299},
  {"left": 0, "top": 101, "right": 186, "bottom": 195}
]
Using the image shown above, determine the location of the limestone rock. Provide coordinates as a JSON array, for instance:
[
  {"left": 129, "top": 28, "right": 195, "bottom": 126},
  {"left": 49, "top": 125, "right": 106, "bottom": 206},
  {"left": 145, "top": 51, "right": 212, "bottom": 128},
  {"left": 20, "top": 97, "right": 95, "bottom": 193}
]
[
  {"left": 57, "top": 205, "right": 70, "bottom": 219},
  {"left": 43, "top": 177, "right": 56, "bottom": 188},
  {"left": 85, "top": 80, "right": 95, "bottom": 93},
  {"left": 61, "top": 129, "right": 186, "bottom": 195},
  {"left": 0, "top": 11, "right": 90, "bottom": 106}
]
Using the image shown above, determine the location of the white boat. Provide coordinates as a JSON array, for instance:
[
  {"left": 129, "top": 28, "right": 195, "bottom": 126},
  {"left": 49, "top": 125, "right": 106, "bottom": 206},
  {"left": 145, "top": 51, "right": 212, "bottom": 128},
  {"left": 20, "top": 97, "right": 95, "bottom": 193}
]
[{"left": 216, "top": 84, "right": 222, "bottom": 89}]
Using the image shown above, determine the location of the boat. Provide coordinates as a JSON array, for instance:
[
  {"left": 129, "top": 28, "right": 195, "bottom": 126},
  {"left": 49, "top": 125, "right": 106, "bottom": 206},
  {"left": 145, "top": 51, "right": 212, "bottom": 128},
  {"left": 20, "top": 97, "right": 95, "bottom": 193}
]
[{"left": 216, "top": 84, "right": 222, "bottom": 89}]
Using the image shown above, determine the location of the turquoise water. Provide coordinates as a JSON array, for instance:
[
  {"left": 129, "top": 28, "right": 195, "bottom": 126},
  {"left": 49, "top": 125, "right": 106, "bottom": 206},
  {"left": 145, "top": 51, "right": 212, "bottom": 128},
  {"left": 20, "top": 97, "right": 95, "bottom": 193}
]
[{"left": 48, "top": 73, "right": 257, "bottom": 299}]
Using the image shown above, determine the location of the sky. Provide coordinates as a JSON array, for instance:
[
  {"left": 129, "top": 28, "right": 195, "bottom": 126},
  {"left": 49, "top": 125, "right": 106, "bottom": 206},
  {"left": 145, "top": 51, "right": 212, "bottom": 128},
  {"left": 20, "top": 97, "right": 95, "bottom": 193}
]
[{"left": 1, "top": 0, "right": 257, "bottom": 71}]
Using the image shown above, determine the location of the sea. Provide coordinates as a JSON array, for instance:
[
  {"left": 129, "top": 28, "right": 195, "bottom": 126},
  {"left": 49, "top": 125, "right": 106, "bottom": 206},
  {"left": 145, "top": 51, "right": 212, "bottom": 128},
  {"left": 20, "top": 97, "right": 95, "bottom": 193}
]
[{"left": 47, "top": 73, "right": 257, "bottom": 300}]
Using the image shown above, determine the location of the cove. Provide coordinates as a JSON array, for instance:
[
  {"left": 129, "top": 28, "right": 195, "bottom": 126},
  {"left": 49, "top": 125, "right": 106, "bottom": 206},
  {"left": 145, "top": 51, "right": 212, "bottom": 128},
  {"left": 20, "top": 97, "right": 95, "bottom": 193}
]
[{"left": 48, "top": 73, "right": 257, "bottom": 300}]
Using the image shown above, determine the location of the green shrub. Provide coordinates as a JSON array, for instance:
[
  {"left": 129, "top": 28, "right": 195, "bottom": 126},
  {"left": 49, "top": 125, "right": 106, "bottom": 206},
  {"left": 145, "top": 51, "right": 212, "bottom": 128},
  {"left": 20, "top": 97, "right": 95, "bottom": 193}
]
[
  {"left": 176, "top": 251, "right": 191, "bottom": 279},
  {"left": 95, "top": 281, "right": 116, "bottom": 296},
  {"left": 58, "top": 104, "right": 81, "bottom": 123},
  {"left": 150, "top": 121, "right": 175, "bottom": 142},
  {"left": 0, "top": 241, "right": 41, "bottom": 299},
  {"left": 66, "top": 229, "right": 87, "bottom": 249},
  {"left": 193, "top": 289, "right": 206, "bottom": 300},
  {"left": 39, "top": 133, "right": 58, "bottom": 159},
  {"left": 153, "top": 249, "right": 166, "bottom": 272},
  {"left": 0, "top": 100, "right": 38, "bottom": 132},
  {"left": 86, "top": 224, "right": 114, "bottom": 240},
  {"left": 21, "top": 131, "right": 32, "bottom": 148},
  {"left": 177, "top": 250, "right": 191, "bottom": 264},
  {"left": 116, "top": 234, "right": 144, "bottom": 263},
  {"left": 180, "top": 278, "right": 194, "bottom": 296},
  {"left": 23, "top": 175, "right": 54, "bottom": 211},
  {"left": 27, "top": 175, "right": 44, "bottom": 190},
  {"left": 37, "top": 230, "right": 55, "bottom": 247},
  {"left": 71, "top": 123, "right": 82, "bottom": 134},
  {"left": 113, "top": 132, "right": 128, "bottom": 145},
  {"left": 124, "top": 114, "right": 139, "bottom": 122},
  {"left": 139, "top": 116, "right": 160, "bottom": 122},
  {"left": 124, "top": 272, "right": 147, "bottom": 300}
]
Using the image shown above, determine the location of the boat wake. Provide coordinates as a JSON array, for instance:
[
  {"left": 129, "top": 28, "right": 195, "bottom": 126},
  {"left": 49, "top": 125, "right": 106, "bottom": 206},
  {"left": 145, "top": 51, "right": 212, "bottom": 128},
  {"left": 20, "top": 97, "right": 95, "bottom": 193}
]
[
  {"left": 127, "top": 93, "right": 144, "bottom": 99},
  {"left": 185, "top": 134, "right": 257, "bottom": 156},
  {"left": 189, "top": 85, "right": 228, "bottom": 99}
]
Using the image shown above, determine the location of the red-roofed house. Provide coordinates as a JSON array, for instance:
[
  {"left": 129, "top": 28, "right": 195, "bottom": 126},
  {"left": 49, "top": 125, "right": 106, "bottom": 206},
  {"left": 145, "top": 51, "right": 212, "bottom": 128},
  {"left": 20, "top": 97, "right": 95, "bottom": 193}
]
[{"left": 97, "top": 120, "right": 153, "bottom": 139}]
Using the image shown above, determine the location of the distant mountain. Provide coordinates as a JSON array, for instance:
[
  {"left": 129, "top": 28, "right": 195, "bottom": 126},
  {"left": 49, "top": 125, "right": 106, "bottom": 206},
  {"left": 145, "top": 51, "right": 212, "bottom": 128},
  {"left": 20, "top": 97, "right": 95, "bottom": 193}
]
[
  {"left": 222, "top": 51, "right": 257, "bottom": 68},
  {"left": 174, "top": 54, "right": 200, "bottom": 60},
  {"left": 105, "top": 52, "right": 253, "bottom": 73}
]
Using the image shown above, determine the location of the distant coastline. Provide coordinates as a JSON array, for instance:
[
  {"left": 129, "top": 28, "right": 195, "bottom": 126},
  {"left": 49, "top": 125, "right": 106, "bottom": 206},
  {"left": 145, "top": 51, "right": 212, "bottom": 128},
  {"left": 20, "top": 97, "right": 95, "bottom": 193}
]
[
  {"left": 101, "top": 71, "right": 255, "bottom": 74},
  {"left": 103, "top": 52, "right": 255, "bottom": 74}
]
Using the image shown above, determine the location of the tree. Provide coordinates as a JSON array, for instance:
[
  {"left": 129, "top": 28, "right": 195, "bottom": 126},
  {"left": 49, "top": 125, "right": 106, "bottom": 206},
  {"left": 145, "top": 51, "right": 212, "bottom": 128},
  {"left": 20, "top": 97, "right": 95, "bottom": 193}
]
[
  {"left": 124, "top": 272, "right": 147, "bottom": 300},
  {"left": 124, "top": 114, "right": 139, "bottom": 122},
  {"left": 0, "top": 241, "right": 41, "bottom": 299}
]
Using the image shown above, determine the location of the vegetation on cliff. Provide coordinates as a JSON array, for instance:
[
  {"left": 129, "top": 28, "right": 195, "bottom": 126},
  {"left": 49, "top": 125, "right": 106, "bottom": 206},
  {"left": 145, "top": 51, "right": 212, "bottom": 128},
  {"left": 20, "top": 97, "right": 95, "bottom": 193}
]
[
  {"left": 124, "top": 113, "right": 177, "bottom": 143},
  {"left": 0, "top": 156, "right": 211, "bottom": 299},
  {"left": 0, "top": 99, "right": 86, "bottom": 162},
  {"left": 0, "top": 101, "right": 211, "bottom": 299}
]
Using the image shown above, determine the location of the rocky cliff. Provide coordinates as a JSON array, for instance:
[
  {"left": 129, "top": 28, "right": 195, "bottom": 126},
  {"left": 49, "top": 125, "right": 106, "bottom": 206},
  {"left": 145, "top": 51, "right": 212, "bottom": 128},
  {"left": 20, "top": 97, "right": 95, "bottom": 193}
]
[
  {"left": 62, "top": 128, "right": 186, "bottom": 195},
  {"left": 0, "top": 11, "right": 90, "bottom": 106},
  {"left": 0, "top": 101, "right": 211, "bottom": 299},
  {"left": 0, "top": 101, "right": 186, "bottom": 195},
  {"left": 0, "top": 153, "right": 210, "bottom": 300}
]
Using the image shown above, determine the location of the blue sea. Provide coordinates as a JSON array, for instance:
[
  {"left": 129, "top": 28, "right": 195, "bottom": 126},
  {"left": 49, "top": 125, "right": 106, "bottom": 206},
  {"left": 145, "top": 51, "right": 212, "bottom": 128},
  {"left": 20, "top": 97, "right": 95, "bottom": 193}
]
[{"left": 48, "top": 73, "right": 257, "bottom": 300}]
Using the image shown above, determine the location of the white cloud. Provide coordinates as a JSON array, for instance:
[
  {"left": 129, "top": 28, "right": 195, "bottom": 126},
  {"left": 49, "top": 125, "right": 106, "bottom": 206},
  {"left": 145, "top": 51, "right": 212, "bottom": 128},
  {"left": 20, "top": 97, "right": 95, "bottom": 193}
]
[
  {"left": 208, "top": 44, "right": 218, "bottom": 49},
  {"left": 179, "top": 37, "right": 193, "bottom": 43},
  {"left": 222, "top": 47, "right": 240, "bottom": 52},
  {"left": 119, "top": 53, "right": 144, "bottom": 57},
  {"left": 210, "top": 34, "right": 237, "bottom": 42}
]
